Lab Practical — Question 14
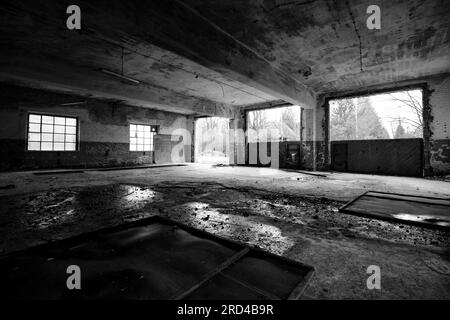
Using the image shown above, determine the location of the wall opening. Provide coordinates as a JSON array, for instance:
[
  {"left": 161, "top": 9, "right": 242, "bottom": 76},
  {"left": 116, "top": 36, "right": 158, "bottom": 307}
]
[
  {"left": 328, "top": 88, "right": 425, "bottom": 177},
  {"left": 194, "top": 117, "right": 230, "bottom": 164},
  {"left": 329, "top": 89, "right": 423, "bottom": 141},
  {"left": 244, "top": 105, "right": 302, "bottom": 168},
  {"left": 246, "top": 105, "right": 301, "bottom": 142}
]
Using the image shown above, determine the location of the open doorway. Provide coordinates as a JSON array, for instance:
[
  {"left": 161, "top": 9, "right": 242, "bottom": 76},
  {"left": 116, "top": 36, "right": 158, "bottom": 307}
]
[
  {"left": 246, "top": 105, "right": 302, "bottom": 168},
  {"left": 329, "top": 89, "right": 424, "bottom": 176},
  {"left": 194, "top": 117, "right": 230, "bottom": 165}
]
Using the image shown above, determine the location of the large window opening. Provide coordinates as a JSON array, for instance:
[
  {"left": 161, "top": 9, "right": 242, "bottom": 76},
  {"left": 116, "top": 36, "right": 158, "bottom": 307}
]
[
  {"left": 27, "top": 113, "right": 78, "bottom": 151},
  {"left": 329, "top": 89, "right": 423, "bottom": 141},
  {"left": 247, "top": 105, "right": 301, "bottom": 143},
  {"left": 329, "top": 89, "right": 425, "bottom": 176},
  {"left": 194, "top": 117, "right": 229, "bottom": 164}
]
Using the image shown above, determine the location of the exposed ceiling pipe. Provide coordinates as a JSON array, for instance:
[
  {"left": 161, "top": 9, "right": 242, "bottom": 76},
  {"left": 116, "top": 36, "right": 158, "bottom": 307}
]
[{"left": 100, "top": 68, "right": 141, "bottom": 85}]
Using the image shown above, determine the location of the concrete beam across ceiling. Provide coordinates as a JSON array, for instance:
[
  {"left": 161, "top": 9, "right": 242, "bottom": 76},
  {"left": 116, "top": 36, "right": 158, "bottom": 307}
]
[
  {"left": 0, "top": 53, "right": 235, "bottom": 117},
  {"left": 0, "top": 0, "right": 317, "bottom": 112}
]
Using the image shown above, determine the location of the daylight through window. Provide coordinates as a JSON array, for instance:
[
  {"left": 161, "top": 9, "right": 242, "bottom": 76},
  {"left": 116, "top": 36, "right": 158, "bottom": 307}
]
[
  {"left": 27, "top": 113, "right": 78, "bottom": 151},
  {"left": 130, "top": 124, "right": 155, "bottom": 151},
  {"left": 329, "top": 89, "right": 423, "bottom": 141},
  {"left": 247, "top": 105, "right": 301, "bottom": 143}
]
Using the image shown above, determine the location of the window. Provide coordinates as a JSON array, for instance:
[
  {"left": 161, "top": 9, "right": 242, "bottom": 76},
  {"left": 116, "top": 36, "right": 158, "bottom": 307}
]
[
  {"left": 329, "top": 89, "right": 423, "bottom": 141},
  {"left": 247, "top": 105, "right": 301, "bottom": 143},
  {"left": 27, "top": 113, "right": 78, "bottom": 151},
  {"left": 129, "top": 124, "right": 156, "bottom": 151}
]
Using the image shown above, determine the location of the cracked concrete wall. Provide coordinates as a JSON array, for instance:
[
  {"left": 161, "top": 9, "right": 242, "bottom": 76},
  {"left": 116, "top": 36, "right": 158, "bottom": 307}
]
[
  {"left": 0, "top": 84, "right": 191, "bottom": 171},
  {"left": 429, "top": 76, "right": 450, "bottom": 175},
  {"left": 298, "top": 101, "right": 328, "bottom": 171}
]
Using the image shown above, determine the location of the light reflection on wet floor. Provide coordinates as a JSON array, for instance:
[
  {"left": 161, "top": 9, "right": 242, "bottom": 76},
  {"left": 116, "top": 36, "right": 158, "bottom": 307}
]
[
  {"left": 180, "top": 201, "right": 296, "bottom": 255},
  {"left": 0, "top": 183, "right": 448, "bottom": 255}
]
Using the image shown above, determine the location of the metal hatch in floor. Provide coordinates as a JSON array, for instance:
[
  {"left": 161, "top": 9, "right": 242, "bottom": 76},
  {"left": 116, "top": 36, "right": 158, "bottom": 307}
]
[
  {"left": 339, "top": 191, "right": 450, "bottom": 230},
  {"left": 0, "top": 216, "right": 314, "bottom": 300}
]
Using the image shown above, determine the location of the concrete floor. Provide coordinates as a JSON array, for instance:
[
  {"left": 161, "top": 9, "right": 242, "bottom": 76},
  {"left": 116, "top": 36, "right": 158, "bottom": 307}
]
[{"left": 0, "top": 164, "right": 449, "bottom": 299}]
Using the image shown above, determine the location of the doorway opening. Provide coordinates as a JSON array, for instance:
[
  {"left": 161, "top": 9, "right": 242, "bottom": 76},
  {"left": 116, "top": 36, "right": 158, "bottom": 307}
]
[
  {"left": 246, "top": 105, "right": 302, "bottom": 168},
  {"left": 194, "top": 117, "right": 230, "bottom": 165}
]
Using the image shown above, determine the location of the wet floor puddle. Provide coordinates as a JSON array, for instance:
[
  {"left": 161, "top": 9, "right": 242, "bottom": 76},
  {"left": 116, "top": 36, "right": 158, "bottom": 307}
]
[{"left": 0, "top": 185, "right": 159, "bottom": 230}]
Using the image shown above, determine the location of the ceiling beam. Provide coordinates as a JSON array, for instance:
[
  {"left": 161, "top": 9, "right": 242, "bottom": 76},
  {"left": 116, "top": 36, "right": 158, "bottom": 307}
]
[
  {"left": 0, "top": 52, "right": 236, "bottom": 117},
  {"left": 0, "top": 0, "right": 316, "bottom": 108}
]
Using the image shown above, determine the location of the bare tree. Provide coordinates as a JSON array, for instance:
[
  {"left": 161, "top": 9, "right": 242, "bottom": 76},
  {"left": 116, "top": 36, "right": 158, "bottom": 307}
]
[
  {"left": 330, "top": 97, "right": 389, "bottom": 141},
  {"left": 247, "top": 110, "right": 268, "bottom": 131},
  {"left": 388, "top": 91, "right": 423, "bottom": 133},
  {"left": 281, "top": 106, "right": 300, "bottom": 141}
]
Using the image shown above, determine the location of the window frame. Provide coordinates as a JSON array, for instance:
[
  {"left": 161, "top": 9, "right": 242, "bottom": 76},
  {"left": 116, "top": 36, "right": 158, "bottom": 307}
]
[
  {"left": 26, "top": 112, "right": 79, "bottom": 152},
  {"left": 129, "top": 123, "right": 157, "bottom": 152}
]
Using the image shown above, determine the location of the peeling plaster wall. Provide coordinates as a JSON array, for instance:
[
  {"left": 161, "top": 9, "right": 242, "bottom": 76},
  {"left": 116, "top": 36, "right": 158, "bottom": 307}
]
[
  {"left": 300, "top": 105, "right": 328, "bottom": 171},
  {"left": 429, "top": 76, "right": 450, "bottom": 174},
  {"left": 0, "top": 84, "right": 192, "bottom": 171}
]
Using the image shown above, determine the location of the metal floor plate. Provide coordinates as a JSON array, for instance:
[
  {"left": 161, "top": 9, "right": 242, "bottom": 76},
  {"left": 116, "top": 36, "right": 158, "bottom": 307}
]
[
  {"left": 339, "top": 191, "right": 450, "bottom": 230},
  {"left": 0, "top": 216, "right": 314, "bottom": 300}
]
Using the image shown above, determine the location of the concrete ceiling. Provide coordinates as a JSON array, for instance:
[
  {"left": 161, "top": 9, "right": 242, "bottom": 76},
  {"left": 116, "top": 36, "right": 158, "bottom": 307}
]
[
  {"left": 0, "top": 0, "right": 449, "bottom": 115},
  {"left": 187, "top": 0, "right": 450, "bottom": 94}
]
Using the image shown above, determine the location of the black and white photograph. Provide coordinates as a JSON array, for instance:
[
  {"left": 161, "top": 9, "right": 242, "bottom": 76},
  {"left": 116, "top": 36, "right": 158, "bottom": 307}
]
[{"left": 0, "top": 0, "right": 449, "bottom": 310}]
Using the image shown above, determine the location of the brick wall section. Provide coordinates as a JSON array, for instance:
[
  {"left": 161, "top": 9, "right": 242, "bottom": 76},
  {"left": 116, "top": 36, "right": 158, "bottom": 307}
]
[{"left": 0, "top": 84, "right": 191, "bottom": 171}]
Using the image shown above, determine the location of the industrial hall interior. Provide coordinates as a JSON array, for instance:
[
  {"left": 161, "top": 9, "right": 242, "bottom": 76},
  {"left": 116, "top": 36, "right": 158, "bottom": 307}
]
[{"left": 0, "top": 0, "right": 449, "bottom": 300}]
